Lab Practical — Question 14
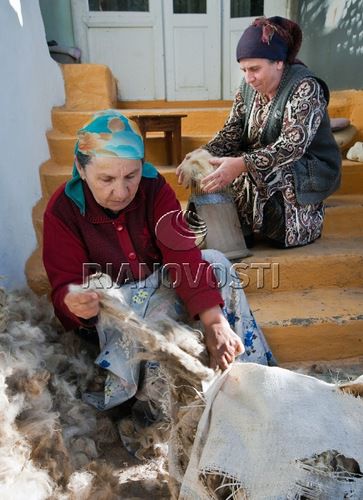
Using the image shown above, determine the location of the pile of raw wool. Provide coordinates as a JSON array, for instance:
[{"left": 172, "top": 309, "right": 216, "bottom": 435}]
[
  {"left": 0, "top": 285, "right": 127, "bottom": 498},
  {"left": 0, "top": 283, "right": 212, "bottom": 499},
  {"left": 0, "top": 286, "right": 172, "bottom": 499}
]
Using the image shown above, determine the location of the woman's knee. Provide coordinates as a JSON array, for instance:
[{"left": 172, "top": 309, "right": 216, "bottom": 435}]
[
  {"left": 201, "top": 249, "right": 231, "bottom": 268},
  {"left": 201, "top": 249, "right": 236, "bottom": 289}
]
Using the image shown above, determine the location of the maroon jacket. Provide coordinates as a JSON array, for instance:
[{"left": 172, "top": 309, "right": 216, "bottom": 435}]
[{"left": 43, "top": 174, "right": 223, "bottom": 330}]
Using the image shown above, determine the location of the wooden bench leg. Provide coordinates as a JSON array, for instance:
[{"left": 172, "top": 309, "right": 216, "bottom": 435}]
[
  {"left": 165, "top": 131, "right": 173, "bottom": 165},
  {"left": 173, "top": 121, "right": 182, "bottom": 166}
]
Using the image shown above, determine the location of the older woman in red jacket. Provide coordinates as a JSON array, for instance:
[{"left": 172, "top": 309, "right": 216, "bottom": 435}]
[{"left": 43, "top": 110, "right": 274, "bottom": 421}]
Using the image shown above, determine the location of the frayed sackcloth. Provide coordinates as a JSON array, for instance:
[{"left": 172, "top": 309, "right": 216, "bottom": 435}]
[{"left": 180, "top": 363, "right": 363, "bottom": 499}]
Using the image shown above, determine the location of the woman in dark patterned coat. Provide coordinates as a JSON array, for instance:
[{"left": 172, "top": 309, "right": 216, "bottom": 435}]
[{"left": 177, "top": 16, "right": 341, "bottom": 248}]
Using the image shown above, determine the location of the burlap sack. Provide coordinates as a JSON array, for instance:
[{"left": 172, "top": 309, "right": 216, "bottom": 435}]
[{"left": 180, "top": 363, "right": 363, "bottom": 499}]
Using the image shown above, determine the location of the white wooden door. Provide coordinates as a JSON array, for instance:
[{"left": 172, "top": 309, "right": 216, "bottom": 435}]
[
  {"left": 222, "top": 0, "right": 291, "bottom": 99},
  {"left": 71, "top": 0, "right": 291, "bottom": 102},
  {"left": 71, "top": 0, "right": 165, "bottom": 101},
  {"left": 163, "top": 0, "right": 221, "bottom": 101}
]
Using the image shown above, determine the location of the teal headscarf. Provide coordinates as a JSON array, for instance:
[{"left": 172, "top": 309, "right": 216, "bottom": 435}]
[{"left": 65, "top": 110, "right": 158, "bottom": 214}]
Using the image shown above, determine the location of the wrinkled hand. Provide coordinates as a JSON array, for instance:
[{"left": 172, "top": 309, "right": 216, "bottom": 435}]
[
  {"left": 200, "top": 307, "right": 244, "bottom": 370},
  {"left": 176, "top": 148, "right": 203, "bottom": 186},
  {"left": 64, "top": 290, "right": 99, "bottom": 320},
  {"left": 200, "top": 157, "right": 246, "bottom": 193}
]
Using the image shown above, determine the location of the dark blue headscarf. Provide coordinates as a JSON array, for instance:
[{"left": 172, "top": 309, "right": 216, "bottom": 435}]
[{"left": 236, "top": 16, "right": 302, "bottom": 63}]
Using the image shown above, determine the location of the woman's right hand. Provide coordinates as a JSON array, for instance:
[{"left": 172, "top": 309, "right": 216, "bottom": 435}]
[{"left": 64, "top": 290, "right": 99, "bottom": 319}]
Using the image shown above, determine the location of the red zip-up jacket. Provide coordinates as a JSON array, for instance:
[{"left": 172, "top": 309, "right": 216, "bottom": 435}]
[{"left": 43, "top": 173, "right": 223, "bottom": 330}]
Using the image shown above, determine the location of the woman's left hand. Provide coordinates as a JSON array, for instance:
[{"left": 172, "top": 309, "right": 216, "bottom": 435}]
[
  {"left": 200, "top": 157, "right": 247, "bottom": 193},
  {"left": 200, "top": 306, "right": 244, "bottom": 371}
]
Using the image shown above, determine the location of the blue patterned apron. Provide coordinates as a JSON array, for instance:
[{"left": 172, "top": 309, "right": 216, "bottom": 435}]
[{"left": 83, "top": 250, "right": 275, "bottom": 410}]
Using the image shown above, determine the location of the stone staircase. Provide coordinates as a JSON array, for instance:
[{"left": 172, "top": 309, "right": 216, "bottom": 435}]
[{"left": 26, "top": 64, "right": 363, "bottom": 363}]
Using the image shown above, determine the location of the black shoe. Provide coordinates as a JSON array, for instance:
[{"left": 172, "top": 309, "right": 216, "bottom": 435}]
[{"left": 105, "top": 395, "right": 137, "bottom": 421}]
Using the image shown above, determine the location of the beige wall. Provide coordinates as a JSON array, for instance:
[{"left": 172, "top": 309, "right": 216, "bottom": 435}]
[{"left": 0, "top": 0, "right": 65, "bottom": 289}]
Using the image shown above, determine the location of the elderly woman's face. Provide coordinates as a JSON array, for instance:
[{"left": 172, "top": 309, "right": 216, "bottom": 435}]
[
  {"left": 240, "top": 58, "right": 284, "bottom": 98},
  {"left": 78, "top": 157, "right": 142, "bottom": 212}
]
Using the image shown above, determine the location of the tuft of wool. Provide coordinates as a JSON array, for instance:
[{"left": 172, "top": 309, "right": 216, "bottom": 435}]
[
  {"left": 84, "top": 461, "right": 121, "bottom": 499},
  {"left": 178, "top": 149, "right": 215, "bottom": 188},
  {"left": 339, "top": 375, "right": 363, "bottom": 398},
  {"left": 0, "top": 371, "right": 56, "bottom": 499},
  {"left": 66, "top": 470, "right": 94, "bottom": 500}
]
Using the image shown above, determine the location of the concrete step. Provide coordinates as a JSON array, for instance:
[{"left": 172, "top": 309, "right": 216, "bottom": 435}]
[
  {"left": 61, "top": 64, "right": 117, "bottom": 111},
  {"left": 138, "top": 135, "right": 211, "bottom": 166},
  {"left": 52, "top": 106, "right": 229, "bottom": 136},
  {"left": 118, "top": 99, "right": 232, "bottom": 110},
  {"left": 51, "top": 108, "right": 94, "bottom": 136},
  {"left": 32, "top": 198, "right": 47, "bottom": 246},
  {"left": 46, "top": 130, "right": 75, "bottom": 164},
  {"left": 46, "top": 128, "right": 211, "bottom": 166},
  {"left": 336, "top": 159, "right": 363, "bottom": 194},
  {"left": 248, "top": 287, "right": 363, "bottom": 363},
  {"left": 239, "top": 236, "right": 363, "bottom": 294},
  {"left": 156, "top": 166, "right": 190, "bottom": 201},
  {"left": 326, "top": 193, "right": 363, "bottom": 206},
  {"left": 25, "top": 248, "right": 50, "bottom": 297},
  {"left": 51, "top": 86, "right": 363, "bottom": 140},
  {"left": 324, "top": 194, "right": 363, "bottom": 236},
  {"left": 178, "top": 191, "right": 363, "bottom": 237},
  {"left": 155, "top": 156, "right": 363, "bottom": 190},
  {"left": 40, "top": 161, "right": 72, "bottom": 199},
  {"left": 46, "top": 124, "right": 363, "bottom": 184},
  {"left": 39, "top": 160, "right": 363, "bottom": 242},
  {"left": 124, "top": 108, "right": 228, "bottom": 136}
]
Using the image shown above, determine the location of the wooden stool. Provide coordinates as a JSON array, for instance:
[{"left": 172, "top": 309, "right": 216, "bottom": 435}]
[{"left": 130, "top": 113, "right": 187, "bottom": 166}]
